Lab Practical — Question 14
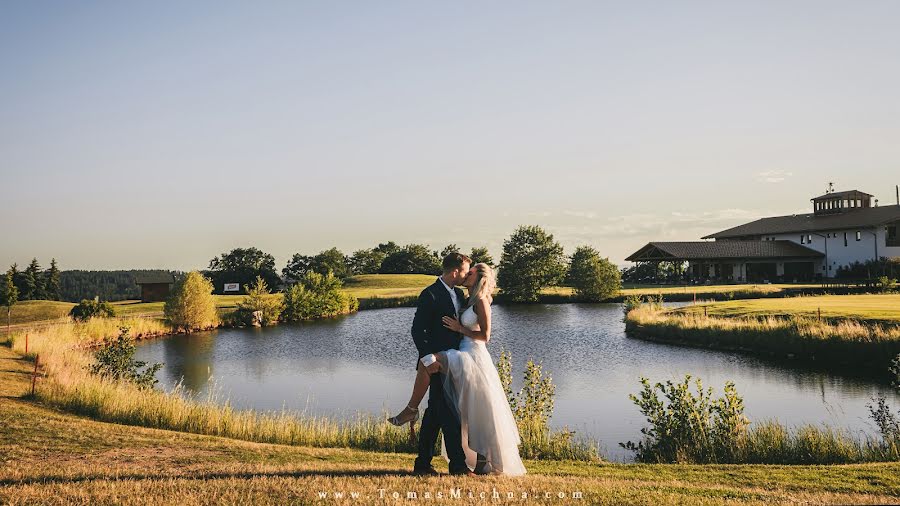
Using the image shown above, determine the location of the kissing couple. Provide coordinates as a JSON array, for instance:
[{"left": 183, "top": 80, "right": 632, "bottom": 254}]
[{"left": 388, "top": 253, "right": 527, "bottom": 477}]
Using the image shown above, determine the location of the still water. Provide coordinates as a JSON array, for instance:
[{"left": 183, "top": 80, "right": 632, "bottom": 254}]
[{"left": 135, "top": 304, "right": 900, "bottom": 461}]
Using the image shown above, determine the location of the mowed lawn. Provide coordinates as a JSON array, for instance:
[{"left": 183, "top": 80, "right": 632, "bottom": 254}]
[
  {"left": 0, "top": 275, "right": 834, "bottom": 330},
  {"left": 674, "top": 294, "right": 900, "bottom": 324},
  {"left": 1, "top": 347, "right": 899, "bottom": 505}
]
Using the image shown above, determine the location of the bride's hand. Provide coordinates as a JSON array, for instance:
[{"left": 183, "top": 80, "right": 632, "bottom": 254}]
[{"left": 442, "top": 316, "right": 463, "bottom": 332}]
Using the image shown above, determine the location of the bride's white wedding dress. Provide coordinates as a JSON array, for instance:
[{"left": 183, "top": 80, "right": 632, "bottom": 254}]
[{"left": 439, "top": 305, "right": 527, "bottom": 476}]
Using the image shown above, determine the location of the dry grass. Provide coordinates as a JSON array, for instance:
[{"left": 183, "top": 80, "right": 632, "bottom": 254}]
[
  {"left": 1, "top": 345, "right": 900, "bottom": 504},
  {"left": 675, "top": 293, "right": 900, "bottom": 324},
  {"left": 625, "top": 304, "right": 900, "bottom": 370}
]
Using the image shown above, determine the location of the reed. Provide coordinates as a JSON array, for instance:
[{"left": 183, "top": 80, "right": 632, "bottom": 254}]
[{"left": 625, "top": 305, "right": 900, "bottom": 370}]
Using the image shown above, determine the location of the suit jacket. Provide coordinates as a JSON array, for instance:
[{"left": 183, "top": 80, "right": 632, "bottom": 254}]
[{"left": 411, "top": 279, "right": 466, "bottom": 364}]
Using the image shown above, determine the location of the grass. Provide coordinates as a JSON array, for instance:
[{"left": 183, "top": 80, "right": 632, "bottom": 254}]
[
  {"left": 2, "top": 349, "right": 900, "bottom": 504},
  {"left": 675, "top": 293, "right": 900, "bottom": 325},
  {"left": 6, "top": 319, "right": 597, "bottom": 462},
  {"left": 0, "top": 276, "right": 847, "bottom": 332},
  {"left": 625, "top": 302, "right": 900, "bottom": 372}
]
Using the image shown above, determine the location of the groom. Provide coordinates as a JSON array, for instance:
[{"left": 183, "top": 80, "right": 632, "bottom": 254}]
[{"left": 410, "top": 252, "right": 472, "bottom": 476}]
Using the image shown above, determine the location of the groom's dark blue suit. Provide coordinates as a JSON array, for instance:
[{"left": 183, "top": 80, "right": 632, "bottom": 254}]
[{"left": 410, "top": 278, "right": 468, "bottom": 473}]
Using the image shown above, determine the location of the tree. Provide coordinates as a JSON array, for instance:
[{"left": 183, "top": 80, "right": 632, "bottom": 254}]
[
  {"left": 379, "top": 244, "right": 442, "bottom": 275},
  {"left": 373, "top": 241, "right": 401, "bottom": 257},
  {"left": 440, "top": 244, "right": 460, "bottom": 258},
  {"left": 310, "top": 247, "right": 352, "bottom": 279},
  {"left": 1, "top": 267, "right": 18, "bottom": 332},
  {"left": 282, "top": 253, "right": 314, "bottom": 285},
  {"left": 497, "top": 225, "right": 566, "bottom": 302},
  {"left": 90, "top": 327, "right": 162, "bottom": 390},
  {"left": 44, "top": 258, "right": 61, "bottom": 301},
  {"left": 207, "top": 247, "right": 280, "bottom": 294},
  {"left": 235, "top": 276, "right": 282, "bottom": 326},
  {"left": 566, "top": 246, "right": 622, "bottom": 301},
  {"left": 470, "top": 247, "right": 494, "bottom": 266},
  {"left": 20, "top": 259, "right": 40, "bottom": 300},
  {"left": 164, "top": 271, "right": 219, "bottom": 332},
  {"left": 348, "top": 249, "right": 386, "bottom": 275}
]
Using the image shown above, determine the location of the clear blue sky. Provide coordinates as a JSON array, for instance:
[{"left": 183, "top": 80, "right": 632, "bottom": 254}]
[{"left": 2, "top": 1, "right": 899, "bottom": 270}]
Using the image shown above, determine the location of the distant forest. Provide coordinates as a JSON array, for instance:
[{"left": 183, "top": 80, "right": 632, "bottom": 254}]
[{"left": 60, "top": 270, "right": 180, "bottom": 302}]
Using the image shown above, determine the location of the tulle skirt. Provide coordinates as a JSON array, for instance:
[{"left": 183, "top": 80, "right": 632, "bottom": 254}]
[{"left": 439, "top": 338, "right": 527, "bottom": 476}]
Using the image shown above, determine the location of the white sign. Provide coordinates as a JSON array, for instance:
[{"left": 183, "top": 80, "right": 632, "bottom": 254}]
[{"left": 223, "top": 283, "right": 240, "bottom": 292}]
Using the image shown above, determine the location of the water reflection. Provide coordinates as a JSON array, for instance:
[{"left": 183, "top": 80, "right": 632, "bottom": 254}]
[{"left": 135, "top": 304, "right": 900, "bottom": 461}]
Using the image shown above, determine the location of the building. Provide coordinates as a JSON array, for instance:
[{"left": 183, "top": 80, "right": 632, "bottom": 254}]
[
  {"left": 134, "top": 272, "right": 176, "bottom": 302},
  {"left": 626, "top": 187, "right": 900, "bottom": 282}
]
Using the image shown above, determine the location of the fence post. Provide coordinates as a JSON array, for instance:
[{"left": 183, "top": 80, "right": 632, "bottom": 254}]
[
  {"left": 818, "top": 307, "right": 822, "bottom": 321},
  {"left": 25, "top": 333, "right": 29, "bottom": 355},
  {"left": 31, "top": 354, "right": 39, "bottom": 397}
]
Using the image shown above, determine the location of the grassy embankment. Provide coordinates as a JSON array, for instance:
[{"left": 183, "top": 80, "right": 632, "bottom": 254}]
[
  {"left": 625, "top": 294, "right": 900, "bottom": 372},
  {"left": 4, "top": 319, "right": 596, "bottom": 462},
  {"left": 2, "top": 347, "right": 900, "bottom": 504}
]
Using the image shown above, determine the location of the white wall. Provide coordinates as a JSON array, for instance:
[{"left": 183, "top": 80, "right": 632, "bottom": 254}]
[{"left": 760, "top": 227, "right": 900, "bottom": 277}]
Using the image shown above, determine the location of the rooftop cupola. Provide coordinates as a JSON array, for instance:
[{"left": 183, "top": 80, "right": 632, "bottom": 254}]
[{"left": 810, "top": 185, "right": 873, "bottom": 216}]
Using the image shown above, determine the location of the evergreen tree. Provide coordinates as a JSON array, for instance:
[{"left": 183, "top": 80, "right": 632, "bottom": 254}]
[
  {"left": 21, "top": 259, "right": 43, "bottom": 300},
  {"left": 440, "top": 244, "right": 460, "bottom": 258},
  {"left": 1, "top": 267, "right": 18, "bottom": 332},
  {"left": 470, "top": 246, "right": 494, "bottom": 266},
  {"left": 44, "top": 258, "right": 61, "bottom": 301}
]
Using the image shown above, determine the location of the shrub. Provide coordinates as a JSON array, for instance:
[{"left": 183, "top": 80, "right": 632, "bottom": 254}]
[
  {"left": 89, "top": 327, "right": 162, "bottom": 390},
  {"left": 621, "top": 375, "right": 749, "bottom": 463},
  {"left": 877, "top": 276, "right": 897, "bottom": 293},
  {"left": 164, "top": 271, "right": 219, "bottom": 332},
  {"left": 69, "top": 299, "right": 115, "bottom": 321},
  {"left": 281, "top": 271, "right": 358, "bottom": 322},
  {"left": 497, "top": 350, "right": 595, "bottom": 460},
  {"left": 566, "top": 246, "right": 621, "bottom": 302},
  {"left": 234, "top": 276, "right": 282, "bottom": 326}
]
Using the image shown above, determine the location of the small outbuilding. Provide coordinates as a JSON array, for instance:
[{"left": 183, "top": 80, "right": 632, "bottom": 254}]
[{"left": 134, "top": 272, "right": 176, "bottom": 302}]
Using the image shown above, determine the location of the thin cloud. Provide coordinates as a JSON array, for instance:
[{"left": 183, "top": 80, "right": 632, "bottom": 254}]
[{"left": 756, "top": 170, "right": 794, "bottom": 184}]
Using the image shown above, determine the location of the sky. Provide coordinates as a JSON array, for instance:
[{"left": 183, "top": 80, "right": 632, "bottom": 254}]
[{"left": 2, "top": 1, "right": 899, "bottom": 271}]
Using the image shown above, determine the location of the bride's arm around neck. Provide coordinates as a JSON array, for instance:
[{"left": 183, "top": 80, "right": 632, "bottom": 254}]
[{"left": 463, "top": 296, "right": 492, "bottom": 342}]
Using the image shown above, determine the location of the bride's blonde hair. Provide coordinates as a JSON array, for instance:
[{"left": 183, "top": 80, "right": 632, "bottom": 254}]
[{"left": 466, "top": 263, "right": 495, "bottom": 309}]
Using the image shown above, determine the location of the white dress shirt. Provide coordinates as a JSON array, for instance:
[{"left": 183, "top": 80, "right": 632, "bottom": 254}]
[{"left": 438, "top": 276, "right": 461, "bottom": 315}]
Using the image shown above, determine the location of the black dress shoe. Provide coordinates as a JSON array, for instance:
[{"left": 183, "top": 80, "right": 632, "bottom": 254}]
[
  {"left": 412, "top": 466, "right": 440, "bottom": 476},
  {"left": 449, "top": 469, "right": 476, "bottom": 477}
]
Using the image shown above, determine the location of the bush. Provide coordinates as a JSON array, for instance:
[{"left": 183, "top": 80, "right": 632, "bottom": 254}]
[
  {"left": 567, "top": 246, "right": 621, "bottom": 302},
  {"left": 164, "top": 271, "right": 219, "bottom": 332},
  {"left": 497, "top": 350, "right": 594, "bottom": 460},
  {"left": 877, "top": 276, "right": 897, "bottom": 293},
  {"left": 69, "top": 299, "right": 115, "bottom": 321},
  {"left": 497, "top": 225, "right": 567, "bottom": 302},
  {"left": 281, "top": 271, "right": 359, "bottom": 322},
  {"left": 234, "top": 276, "right": 282, "bottom": 326},
  {"left": 621, "top": 375, "right": 749, "bottom": 463},
  {"left": 89, "top": 327, "right": 162, "bottom": 390}
]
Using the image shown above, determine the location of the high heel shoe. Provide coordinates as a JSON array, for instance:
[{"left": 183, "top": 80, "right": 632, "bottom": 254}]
[{"left": 388, "top": 405, "right": 419, "bottom": 426}]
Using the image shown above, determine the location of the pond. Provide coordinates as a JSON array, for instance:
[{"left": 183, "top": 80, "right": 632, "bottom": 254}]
[{"left": 135, "top": 303, "right": 900, "bottom": 461}]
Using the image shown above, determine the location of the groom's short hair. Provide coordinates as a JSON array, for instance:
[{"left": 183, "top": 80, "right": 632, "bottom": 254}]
[{"left": 442, "top": 252, "right": 472, "bottom": 273}]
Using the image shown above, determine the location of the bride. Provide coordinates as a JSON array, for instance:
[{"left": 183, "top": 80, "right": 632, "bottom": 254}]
[{"left": 388, "top": 263, "right": 526, "bottom": 476}]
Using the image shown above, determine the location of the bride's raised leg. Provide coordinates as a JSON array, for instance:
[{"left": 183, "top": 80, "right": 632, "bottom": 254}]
[{"left": 388, "top": 353, "right": 445, "bottom": 426}]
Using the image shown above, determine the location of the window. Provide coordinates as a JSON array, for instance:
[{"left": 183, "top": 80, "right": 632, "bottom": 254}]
[
  {"left": 888, "top": 225, "right": 899, "bottom": 247},
  {"left": 856, "top": 231, "right": 862, "bottom": 241},
  {"left": 844, "top": 232, "right": 848, "bottom": 247},
  {"left": 807, "top": 234, "right": 812, "bottom": 244},
  {"left": 800, "top": 235, "right": 806, "bottom": 244}
]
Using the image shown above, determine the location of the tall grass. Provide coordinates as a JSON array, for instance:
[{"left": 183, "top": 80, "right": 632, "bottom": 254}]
[
  {"left": 625, "top": 304, "right": 900, "bottom": 370},
  {"left": 12, "top": 319, "right": 597, "bottom": 461}
]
